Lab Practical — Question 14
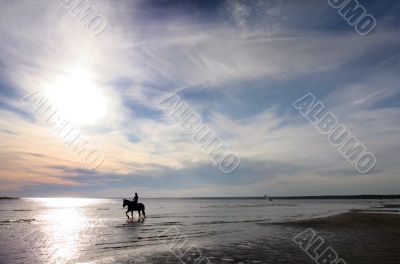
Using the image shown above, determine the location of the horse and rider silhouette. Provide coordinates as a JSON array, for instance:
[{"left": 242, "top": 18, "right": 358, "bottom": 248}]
[{"left": 123, "top": 192, "right": 145, "bottom": 219}]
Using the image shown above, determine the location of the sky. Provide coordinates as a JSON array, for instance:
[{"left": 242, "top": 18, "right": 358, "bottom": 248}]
[{"left": 0, "top": 0, "right": 400, "bottom": 197}]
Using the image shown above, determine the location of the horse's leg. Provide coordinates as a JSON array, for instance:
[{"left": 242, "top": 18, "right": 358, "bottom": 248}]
[
  {"left": 138, "top": 211, "right": 141, "bottom": 218},
  {"left": 131, "top": 211, "right": 133, "bottom": 219},
  {"left": 142, "top": 209, "right": 145, "bottom": 217},
  {"left": 126, "top": 210, "right": 130, "bottom": 219}
]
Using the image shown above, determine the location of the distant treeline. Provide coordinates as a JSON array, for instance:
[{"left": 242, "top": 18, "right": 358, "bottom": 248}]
[
  {"left": 3, "top": 196, "right": 399, "bottom": 200},
  {"left": 159, "top": 195, "right": 400, "bottom": 200},
  {"left": 270, "top": 195, "right": 400, "bottom": 200}
]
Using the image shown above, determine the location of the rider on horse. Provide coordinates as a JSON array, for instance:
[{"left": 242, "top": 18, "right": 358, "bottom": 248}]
[
  {"left": 133, "top": 193, "right": 138, "bottom": 205},
  {"left": 124, "top": 193, "right": 145, "bottom": 219}
]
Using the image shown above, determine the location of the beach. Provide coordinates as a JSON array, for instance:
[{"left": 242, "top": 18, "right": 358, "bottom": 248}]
[
  {"left": 144, "top": 211, "right": 400, "bottom": 264},
  {"left": 1, "top": 198, "right": 399, "bottom": 263}
]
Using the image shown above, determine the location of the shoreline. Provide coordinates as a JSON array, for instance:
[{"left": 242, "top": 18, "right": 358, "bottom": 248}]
[
  {"left": 10, "top": 195, "right": 400, "bottom": 200},
  {"left": 272, "top": 210, "right": 400, "bottom": 228},
  {"left": 143, "top": 211, "right": 400, "bottom": 264}
]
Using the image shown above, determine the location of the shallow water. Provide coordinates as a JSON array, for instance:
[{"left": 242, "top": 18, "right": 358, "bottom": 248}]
[{"left": 0, "top": 198, "right": 385, "bottom": 263}]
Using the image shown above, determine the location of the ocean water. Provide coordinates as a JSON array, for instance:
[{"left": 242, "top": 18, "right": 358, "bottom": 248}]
[{"left": 0, "top": 198, "right": 384, "bottom": 263}]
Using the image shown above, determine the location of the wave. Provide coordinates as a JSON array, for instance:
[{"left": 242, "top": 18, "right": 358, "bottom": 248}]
[
  {"left": 191, "top": 218, "right": 271, "bottom": 225},
  {"left": 0, "top": 209, "right": 33, "bottom": 212},
  {"left": 0, "top": 219, "right": 36, "bottom": 224},
  {"left": 200, "top": 204, "right": 298, "bottom": 208}
]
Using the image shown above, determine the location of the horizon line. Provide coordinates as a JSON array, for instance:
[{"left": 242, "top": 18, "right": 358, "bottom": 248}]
[{"left": 4, "top": 194, "right": 400, "bottom": 199}]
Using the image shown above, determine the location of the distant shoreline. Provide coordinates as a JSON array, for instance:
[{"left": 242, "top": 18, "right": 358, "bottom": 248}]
[
  {"left": 0, "top": 197, "right": 19, "bottom": 200},
  {"left": 9, "top": 195, "right": 400, "bottom": 200},
  {"left": 145, "top": 194, "right": 400, "bottom": 200},
  {"left": 269, "top": 194, "right": 400, "bottom": 200}
]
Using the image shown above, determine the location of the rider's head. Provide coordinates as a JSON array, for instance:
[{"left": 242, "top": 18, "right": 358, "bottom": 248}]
[{"left": 135, "top": 193, "right": 138, "bottom": 195}]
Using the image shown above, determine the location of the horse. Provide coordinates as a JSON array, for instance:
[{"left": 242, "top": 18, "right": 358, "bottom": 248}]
[{"left": 123, "top": 199, "right": 146, "bottom": 219}]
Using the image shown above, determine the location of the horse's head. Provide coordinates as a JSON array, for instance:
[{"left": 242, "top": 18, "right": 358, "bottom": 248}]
[{"left": 123, "top": 199, "right": 128, "bottom": 207}]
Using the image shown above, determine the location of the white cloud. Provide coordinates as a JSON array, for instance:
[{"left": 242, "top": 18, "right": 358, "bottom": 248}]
[{"left": 0, "top": 0, "right": 400, "bottom": 196}]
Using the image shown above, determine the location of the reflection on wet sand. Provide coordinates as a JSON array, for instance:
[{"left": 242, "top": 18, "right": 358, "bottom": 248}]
[
  {"left": 34, "top": 198, "right": 98, "bottom": 263},
  {"left": 1, "top": 198, "right": 391, "bottom": 264}
]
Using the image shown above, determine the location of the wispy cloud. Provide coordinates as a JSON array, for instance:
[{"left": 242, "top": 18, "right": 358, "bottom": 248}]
[{"left": 0, "top": 0, "right": 399, "bottom": 196}]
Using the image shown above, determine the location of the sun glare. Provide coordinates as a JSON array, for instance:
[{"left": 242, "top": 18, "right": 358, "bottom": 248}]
[
  {"left": 32, "top": 198, "right": 98, "bottom": 262},
  {"left": 45, "top": 69, "right": 107, "bottom": 126}
]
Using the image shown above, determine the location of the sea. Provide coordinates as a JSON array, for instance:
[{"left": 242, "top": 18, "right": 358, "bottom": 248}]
[{"left": 0, "top": 197, "right": 391, "bottom": 263}]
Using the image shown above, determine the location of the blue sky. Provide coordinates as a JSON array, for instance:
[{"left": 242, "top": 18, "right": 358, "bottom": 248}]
[{"left": 0, "top": 0, "right": 399, "bottom": 197}]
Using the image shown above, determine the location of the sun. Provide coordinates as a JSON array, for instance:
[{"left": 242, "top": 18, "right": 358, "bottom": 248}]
[{"left": 45, "top": 69, "right": 107, "bottom": 126}]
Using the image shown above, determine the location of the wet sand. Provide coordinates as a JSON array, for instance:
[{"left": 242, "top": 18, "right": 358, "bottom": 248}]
[{"left": 143, "top": 212, "right": 400, "bottom": 264}]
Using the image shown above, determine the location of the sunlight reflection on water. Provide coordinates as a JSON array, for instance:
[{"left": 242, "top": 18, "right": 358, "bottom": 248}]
[
  {"left": 32, "top": 198, "right": 100, "bottom": 263},
  {"left": 0, "top": 198, "right": 380, "bottom": 264}
]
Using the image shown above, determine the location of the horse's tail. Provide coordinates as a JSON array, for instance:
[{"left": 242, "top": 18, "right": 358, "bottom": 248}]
[{"left": 142, "top": 204, "right": 145, "bottom": 216}]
